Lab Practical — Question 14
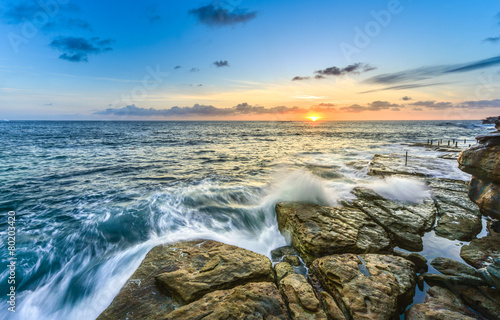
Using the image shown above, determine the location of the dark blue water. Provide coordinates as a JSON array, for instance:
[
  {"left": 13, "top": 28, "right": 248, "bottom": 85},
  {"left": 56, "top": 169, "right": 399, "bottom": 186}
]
[{"left": 0, "top": 120, "right": 493, "bottom": 319}]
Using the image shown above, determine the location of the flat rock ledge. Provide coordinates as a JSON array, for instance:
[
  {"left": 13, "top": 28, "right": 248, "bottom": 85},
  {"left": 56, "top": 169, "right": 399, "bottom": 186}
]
[
  {"left": 275, "top": 201, "right": 391, "bottom": 265},
  {"left": 97, "top": 240, "right": 282, "bottom": 320}
]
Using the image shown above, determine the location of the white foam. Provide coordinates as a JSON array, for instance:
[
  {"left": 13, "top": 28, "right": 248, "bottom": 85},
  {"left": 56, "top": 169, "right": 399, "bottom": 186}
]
[{"left": 362, "top": 177, "right": 431, "bottom": 203}]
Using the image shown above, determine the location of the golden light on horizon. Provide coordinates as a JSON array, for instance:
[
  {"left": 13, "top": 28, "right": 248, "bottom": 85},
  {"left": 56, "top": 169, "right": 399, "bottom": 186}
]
[{"left": 308, "top": 116, "right": 320, "bottom": 122}]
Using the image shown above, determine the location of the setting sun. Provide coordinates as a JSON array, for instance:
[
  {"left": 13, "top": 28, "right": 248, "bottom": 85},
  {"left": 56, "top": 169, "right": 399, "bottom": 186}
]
[{"left": 308, "top": 116, "right": 320, "bottom": 122}]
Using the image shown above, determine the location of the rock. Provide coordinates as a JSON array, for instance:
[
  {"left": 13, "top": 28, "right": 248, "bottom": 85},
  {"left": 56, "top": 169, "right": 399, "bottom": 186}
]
[
  {"left": 475, "top": 132, "right": 500, "bottom": 145},
  {"left": 481, "top": 116, "right": 500, "bottom": 125},
  {"left": 309, "top": 254, "right": 416, "bottom": 320},
  {"left": 428, "top": 179, "right": 482, "bottom": 241},
  {"left": 319, "top": 291, "right": 347, "bottom": 320},
  {"left": 405, "top": 286, "right": 477, "bottom": 320},
  {"left": 458, "top": 143, "right": 500, "bottom": 182},
  {"left": 394, "top": 250, "right": 428, "bottom": 273},
  {"left": 496, "top": 118, "right": 500, "bottom": 130},
  {"left": 164, "top": 282, "right": 288, "bottom": 320},
  {"left": 155, "top": 241, "right": 274, "bottom": 304},
  {"left": 468, "top": 178, "right": 500, "bottom": 219},
  {"left": 431, "top": 257, "right": 482, "bottom": 278},
  {"left": 458, "top": 132, "right": 500, "bottom": 219},
  {"left": 271, "top": 246, "right": 299, "bottom": 262},
  {"left": 422, "top": 273, "right": 487, "bottom": 287},
  {"left": 345, "top": 159, "right": 370, "bottom": 170},
  {"left": 460, "top": 233, "right": 500, "bottom": 269},
  {"left": 283, "top": 255, "right": 301, "bottom": 267},
  {"left": 478, "top": 257, "right": 500, "bottom": 288},
  {"left": 351, "top": 187, "right": 435, "bottom": 251},
  {"left": 456, "top": 286, "right": 500, "bottom": 320},
  {"left": 279, "top": 274, "right": 328, "bottom": 319},
  {"left": 275, "top": 262, "right": 295, "bottom": 283},
  {"left": 488, "top": 220, "right": 500, "bottom": 235},
  {"left": 369, "top": 153, "right": 452, "bottom": 177},
  {"left": 98, "top": 240, "right": 274, "bottom": 319},
  {"left": 276, "top": 202, "right": 391, "bottom": 265}
]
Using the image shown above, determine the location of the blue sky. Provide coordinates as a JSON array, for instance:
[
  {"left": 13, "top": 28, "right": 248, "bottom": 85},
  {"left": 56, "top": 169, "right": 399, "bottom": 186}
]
[{"left": 1, "top": 0, "right": 500, "bottom": 120}]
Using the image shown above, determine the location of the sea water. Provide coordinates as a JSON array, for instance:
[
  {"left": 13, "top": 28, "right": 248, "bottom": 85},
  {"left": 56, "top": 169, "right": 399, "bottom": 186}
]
[{"left": 0, "top": 120, "right": 494, "bottom": 319}]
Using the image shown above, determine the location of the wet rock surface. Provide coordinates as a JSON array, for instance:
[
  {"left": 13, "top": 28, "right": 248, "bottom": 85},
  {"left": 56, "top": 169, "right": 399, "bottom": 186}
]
[
  {"left": 460, "top": 232, "right": 500, "bottom": 269},
  {"left": 164, "top": 282, "right": 288, "bottom": 320},
  {"left": 309, "top": 253, "right": 416, "bottom": 320},
  {"left": 405, "top": 286, "right": 477, "bottom": 320},
  {"left": 276, "top": 202, "right": 391, "bottom": 264},
  {"left": 368, "top": 153, "right": 452, "bottom": 177},
  {"left": 431, "top": 257, "right": 482, "bottom": 278},
  {"left": 351, "top": 187, "right": 435, "bottom": 251},
  {"left": 456, "top": 286, "right": 500, "bottom": 320},
  {"left": 427, "top": 178, "right": 482, "bottom": 241}
]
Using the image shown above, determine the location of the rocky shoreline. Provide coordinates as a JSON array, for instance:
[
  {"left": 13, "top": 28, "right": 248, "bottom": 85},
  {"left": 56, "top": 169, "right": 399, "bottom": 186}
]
[{"left": 98, "top": 129, "right": 500, "bottom": 320}]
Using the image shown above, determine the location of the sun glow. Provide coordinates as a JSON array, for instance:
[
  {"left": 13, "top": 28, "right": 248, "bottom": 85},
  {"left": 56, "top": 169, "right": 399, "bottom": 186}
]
[{"left": 308, "top": 116, "right": 320, "bottom": 122}]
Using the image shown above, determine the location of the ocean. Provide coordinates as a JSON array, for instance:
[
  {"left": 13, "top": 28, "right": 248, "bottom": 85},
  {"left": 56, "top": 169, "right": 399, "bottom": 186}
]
[{"left": 0, "top": 120, "right": 494, "bottom": 319}]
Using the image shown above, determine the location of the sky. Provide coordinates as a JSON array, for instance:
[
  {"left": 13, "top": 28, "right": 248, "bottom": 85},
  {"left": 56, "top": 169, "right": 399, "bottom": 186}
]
[{"left": 1, "top": 0, "right": 500, "bottom": 121}]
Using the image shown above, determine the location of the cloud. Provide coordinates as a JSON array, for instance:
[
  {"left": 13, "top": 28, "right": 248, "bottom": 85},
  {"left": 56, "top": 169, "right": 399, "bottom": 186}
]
[
  {"left": 314, "top": 75, "right": 326, "bottom": 80},
  {"left": 340, "top": 100, "right": 401, "bottom": 113},
  {"left": 401, "top": 96, "right": 412, "bottom": 101},
  {"left": 43, "top": 103, "right": 53, "bottom": 106},
  {"left": 365, "top": 55, "right": 500, "bottom": 85},
  {"left": 50, "top": 36, "right": 114, "bottom": 62},
  {"left": 174, "top": 65, "right": 181, "bottom": 69},
  {"left": 1, "top": 2, "right": 74, "bottom": 24},
  {"left": 1, "top": 2, "right": 89, "bottom": 31},
  {"left": 190, "top": 68, "right": 200, "bottom": 72},
  {"left": 359, "top": 82, "right": 449, "bottom": 94},
  {"left": 145, "top": 5, "right": 161, "bottom": 22},
  {"left": 292, "top": 76, "right": 310, "bottom": 81},
  {"left": 189, "top": 4, "right": 257, "bottom": 26},
  {"left": 484, "top": 36, "right": 500, "bottom": 43},
  {"left": 317, "top": 103, "right": 336, "bottom": 107},
  {"left": 315, "top": 63, "right": 376, "bottom": 77},
  {"left": 412, "top": 108, "right": 423, "bottom": 111},
  {"left": 94, "top": 103, "right": 307, "bottom": 117},
  {"left": 214, "top": 60, "right": 229, "bottom": 67},
  {"left": 410, "top": 100, "right": 453, "bottom": 110},
  {"left": 409, "top": 99, "right": 500, "bottom": 110},
  {"left": 44, "top": 18, "right": 92, "bottom": 31}
]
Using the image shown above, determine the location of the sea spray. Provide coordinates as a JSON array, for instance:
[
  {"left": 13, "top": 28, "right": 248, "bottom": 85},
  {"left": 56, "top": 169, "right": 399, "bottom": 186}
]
[{"left": 362, "top": 176, "right": 431, "bottom": 203}]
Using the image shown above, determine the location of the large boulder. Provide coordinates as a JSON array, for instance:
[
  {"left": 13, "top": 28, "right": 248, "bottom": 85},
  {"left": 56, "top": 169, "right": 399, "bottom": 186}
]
[
  {"left": 98, "top": 240, "right": 274, "bottom": 320},
  {"left": 164, "top": 282, "right": 288, "bottom": 320},
  {"left": 275, "top": 202, "right": 391, "bottom": 264},
  {"left": 309, "top": 254, "right": 416, "bottom": 320},
  {"left": 458, "top": 133, "right": 500, "bottom": 219},
  {"left": 405, "top": 286, "right": 477, "bottom": 320},
  {"left": 350, "top": 187, "right": 435, "bottom": 251},
  {"left": 468, "top": 178, "right": 500, "bottom": 219},
  {"left": 458, "top": 142, "right": 500, "bottom": 183}
]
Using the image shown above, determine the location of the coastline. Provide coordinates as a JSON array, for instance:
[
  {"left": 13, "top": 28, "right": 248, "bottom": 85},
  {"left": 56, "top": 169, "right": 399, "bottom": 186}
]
[{"left": 97, "top": 125, "right": 500, "bottom": 320}]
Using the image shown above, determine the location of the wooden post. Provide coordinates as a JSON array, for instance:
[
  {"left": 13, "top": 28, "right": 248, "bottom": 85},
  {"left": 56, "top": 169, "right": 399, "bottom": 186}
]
[
  {"left": 448, "top": 140, "right": 450, "bottom": 146},
  {"left": 455, "top": 142, "right": 458, "bottom": 147},
  {"left": 405, "top": 151, "right": 408, "bottom": 166}
]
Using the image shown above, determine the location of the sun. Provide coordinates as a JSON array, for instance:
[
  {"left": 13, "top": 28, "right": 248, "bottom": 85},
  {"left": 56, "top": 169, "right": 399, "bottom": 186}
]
[{"left": 308, "top": 116, "right": 320, "bottom": 122}]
